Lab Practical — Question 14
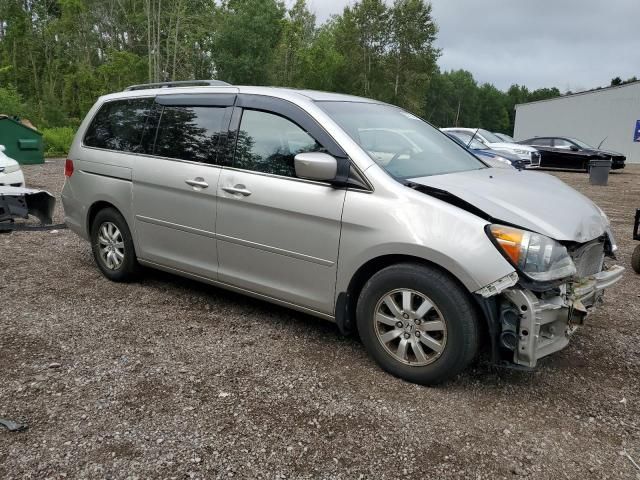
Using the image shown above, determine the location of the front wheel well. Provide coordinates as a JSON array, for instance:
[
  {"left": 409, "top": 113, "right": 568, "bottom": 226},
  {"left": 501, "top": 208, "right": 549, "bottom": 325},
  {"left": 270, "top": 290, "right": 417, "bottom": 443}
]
[{"left": 338, "top": 255, "right": 475, "bottom": 336}]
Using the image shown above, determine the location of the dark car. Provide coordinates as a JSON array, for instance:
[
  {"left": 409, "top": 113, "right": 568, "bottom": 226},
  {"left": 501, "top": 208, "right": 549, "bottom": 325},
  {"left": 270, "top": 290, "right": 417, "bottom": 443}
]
[{"left": 518, "top": 136, "right": 626, "bottom": 171}]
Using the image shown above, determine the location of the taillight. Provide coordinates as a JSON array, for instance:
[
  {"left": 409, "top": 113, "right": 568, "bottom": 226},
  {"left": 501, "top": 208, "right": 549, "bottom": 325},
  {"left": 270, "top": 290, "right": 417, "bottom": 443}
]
[{"left": 64, "top": 159, "right": 74, "bottom": 177}]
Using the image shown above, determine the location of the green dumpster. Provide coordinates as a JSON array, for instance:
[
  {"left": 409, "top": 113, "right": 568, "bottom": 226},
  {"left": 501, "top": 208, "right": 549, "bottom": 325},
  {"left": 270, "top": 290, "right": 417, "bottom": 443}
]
[{"left": 0, "top": 116, "right": 44, "bottom": 165}]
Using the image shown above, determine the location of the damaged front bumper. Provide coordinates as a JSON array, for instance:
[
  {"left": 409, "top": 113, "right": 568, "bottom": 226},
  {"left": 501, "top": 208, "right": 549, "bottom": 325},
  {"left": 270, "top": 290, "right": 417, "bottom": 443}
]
[
  {"left": 495, "top": 265, "right": 625, "bottom": 368},
  {"left": 0, "top": 186, "right": 57, "bottom": 231}
]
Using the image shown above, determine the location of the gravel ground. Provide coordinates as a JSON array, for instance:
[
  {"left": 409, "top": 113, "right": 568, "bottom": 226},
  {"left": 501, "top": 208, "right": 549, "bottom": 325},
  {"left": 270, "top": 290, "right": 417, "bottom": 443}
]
[{"left": 1, "top": 159, "right": 639, "bottom": 479}]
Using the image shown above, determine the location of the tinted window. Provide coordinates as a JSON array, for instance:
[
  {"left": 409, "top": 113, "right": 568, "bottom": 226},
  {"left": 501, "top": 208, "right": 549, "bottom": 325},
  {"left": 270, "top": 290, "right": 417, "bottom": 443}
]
[
  {"left": 565, "top": 137, "right": 592, "bottom": 149},
  {"left": 477, "top": 129, "right": 503, "bottom": 143},
  {"left": 529, "top": 138, "right": 552, "bottom": 146},
  {"left": 154, "top": 106, "right": 227, "bottom": 164},
  {"left": 553, "top": 138, "right": 573, "bottom": 148},
  {"left": 84, "top": 98, "right": 153, "bottom": 152},
  {"left": 234, "top": 110, "right": 322, "bottom": 178}
]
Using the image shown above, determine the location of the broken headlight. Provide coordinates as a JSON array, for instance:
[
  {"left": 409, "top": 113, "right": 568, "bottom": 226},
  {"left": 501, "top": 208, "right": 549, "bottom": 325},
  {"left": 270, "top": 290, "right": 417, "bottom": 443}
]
[{"left": 489, "top": 225, "right": 577, "bottom": 282}]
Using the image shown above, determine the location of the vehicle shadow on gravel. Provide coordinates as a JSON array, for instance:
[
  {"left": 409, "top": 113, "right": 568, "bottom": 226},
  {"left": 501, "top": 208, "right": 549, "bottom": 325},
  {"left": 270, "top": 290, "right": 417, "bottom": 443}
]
[
  {"left": 137, "top": 267, "right": 348, "bottom": 337},
  {"left": 135, "top": 266, "right": 561, "bottom": 390}
]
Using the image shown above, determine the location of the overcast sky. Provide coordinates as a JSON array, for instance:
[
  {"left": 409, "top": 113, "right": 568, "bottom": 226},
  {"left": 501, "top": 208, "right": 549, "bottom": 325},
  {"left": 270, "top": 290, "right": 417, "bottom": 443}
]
[{"left": 301, "top": 0, "right": 639, "bottom": 92}]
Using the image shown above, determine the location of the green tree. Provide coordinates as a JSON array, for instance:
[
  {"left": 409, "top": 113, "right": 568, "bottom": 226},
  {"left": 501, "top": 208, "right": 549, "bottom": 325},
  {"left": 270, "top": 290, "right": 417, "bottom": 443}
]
[
  {"left": 333, "top": 0, "right": 390, "bottom": 97},
  {"left": 270, "top": 0, "right": 316, "bottom": 87},
  {"left": 387, "top": 0, "right": 439, "bottom": 114},
  {"left": 296, "top": 23, "right": 344, "bottom": 91},
  {"left": 213, "top": 0, "right": 285, "bottom": 85},
  {"left": 0, "top": 85, "right": 26, "bottom": 116},
  {"left": 477, "top": 83, "right": 509, "bottom": 133},
  {"left": 426, "top": 69, "right": 479, "bottom": 127}
]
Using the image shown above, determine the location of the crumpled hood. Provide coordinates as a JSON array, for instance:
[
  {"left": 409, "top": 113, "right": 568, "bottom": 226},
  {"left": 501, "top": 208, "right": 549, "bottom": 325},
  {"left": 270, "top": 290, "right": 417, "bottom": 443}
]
[{"left": 409, "top": 168, "right": 607, "bottom": 242}]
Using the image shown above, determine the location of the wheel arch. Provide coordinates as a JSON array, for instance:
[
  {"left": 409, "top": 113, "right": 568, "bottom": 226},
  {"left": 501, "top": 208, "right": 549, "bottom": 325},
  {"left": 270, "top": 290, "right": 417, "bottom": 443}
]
[
  {"left": 87, "top": 200, "right": 122, "bottom": 235},
  {"left": 336, "top": 254, "right": 482, "bottom": 336}
]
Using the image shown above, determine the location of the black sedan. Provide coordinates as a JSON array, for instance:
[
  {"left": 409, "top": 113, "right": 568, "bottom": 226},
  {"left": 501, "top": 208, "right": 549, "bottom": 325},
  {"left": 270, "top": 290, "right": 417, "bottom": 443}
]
[{"left": 518, "top": 136, "right": 626, "bottom": 171}]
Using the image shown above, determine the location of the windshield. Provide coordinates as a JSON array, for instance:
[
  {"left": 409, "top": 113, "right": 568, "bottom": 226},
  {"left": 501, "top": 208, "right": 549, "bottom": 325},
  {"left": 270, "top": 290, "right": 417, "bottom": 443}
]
[
  {"left": 447, "top": 131, "right": 489, "bottom": 150},
  {"left": 478, "top": 129, "right": 503, "bottom": 143},
  {"left": 566, "top": 137, "right": 593, "bottom": 149},
  {"left": 317, "top": 102, "right": 485, "bottom": 178},
  {"left": 496, "top": 133, "right": 515, "bottom": 142}
]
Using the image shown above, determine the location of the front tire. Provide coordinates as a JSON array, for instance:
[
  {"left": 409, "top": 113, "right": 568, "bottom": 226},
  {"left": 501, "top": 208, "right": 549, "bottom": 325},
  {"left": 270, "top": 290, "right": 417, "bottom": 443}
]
[
  {"left": 90, "top": 207, "right": 140, "bottom": 282},
  {"left": 356, "top": 263, "right": 479, "bottom": 385}
]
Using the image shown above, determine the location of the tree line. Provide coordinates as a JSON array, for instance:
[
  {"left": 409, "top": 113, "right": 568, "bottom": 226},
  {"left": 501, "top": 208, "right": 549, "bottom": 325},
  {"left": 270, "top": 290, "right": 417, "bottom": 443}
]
[{"left": 0, "top": 0, "right": 563, "bottom": 145}]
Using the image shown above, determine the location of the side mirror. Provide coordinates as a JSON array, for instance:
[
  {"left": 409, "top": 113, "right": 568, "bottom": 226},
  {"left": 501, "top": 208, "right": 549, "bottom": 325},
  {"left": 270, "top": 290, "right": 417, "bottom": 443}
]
[
  {"left": 0, "top": 145, "right": 5, "bottom": 152},
  {"left": 570, "top": 145, "right": 580, "bottom": 151},
  {"left": 294, "top": 152, "right": 337, "bottom": 182}
]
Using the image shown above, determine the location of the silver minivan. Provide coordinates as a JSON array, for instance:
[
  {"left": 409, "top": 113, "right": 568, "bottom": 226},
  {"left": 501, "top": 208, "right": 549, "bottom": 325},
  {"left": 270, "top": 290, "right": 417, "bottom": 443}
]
[{"left": 62, "top": 81, "right": 624, "bottom": 385}]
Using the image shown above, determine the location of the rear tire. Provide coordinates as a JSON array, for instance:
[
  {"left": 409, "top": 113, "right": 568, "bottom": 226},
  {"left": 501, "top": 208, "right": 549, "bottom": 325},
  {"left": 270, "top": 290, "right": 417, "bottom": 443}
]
[
  {"left": 356, "top": 263, "right": 479, "bottom": 385},
  {"left": 90, "top": 207, "right": 140, "bottom": 282},
  {"left": 632, "top": 245, "right": 640, "bottom": 274}
]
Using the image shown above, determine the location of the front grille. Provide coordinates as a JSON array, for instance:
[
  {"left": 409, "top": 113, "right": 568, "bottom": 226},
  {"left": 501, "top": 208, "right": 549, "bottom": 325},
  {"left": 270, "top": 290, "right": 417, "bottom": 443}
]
[
  {"left": 571, "top": 240, "right": 605, "bottom": 278},
  {"left": 530, "top": 152, "right": 541, "bottom": 166}
]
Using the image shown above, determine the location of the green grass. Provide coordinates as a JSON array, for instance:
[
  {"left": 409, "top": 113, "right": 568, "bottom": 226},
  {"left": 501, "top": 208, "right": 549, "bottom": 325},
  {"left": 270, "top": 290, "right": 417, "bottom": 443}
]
[{"left": 42, "top": 127, "right": 76, "bottom": 157}]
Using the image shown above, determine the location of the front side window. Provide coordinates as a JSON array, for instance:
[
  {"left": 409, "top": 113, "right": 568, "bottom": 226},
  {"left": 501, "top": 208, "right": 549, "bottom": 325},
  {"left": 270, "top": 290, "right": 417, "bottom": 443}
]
[
  {"left": 553, "top": 138, "right": 573, "bottom": 149},
  {"left": 318, "top": 102, "right": 485, "bottom": 179},
  {"left": 530, "top": 138, "right": 552, "bottom": 147},
  {"left": 84, "top": 98, "right": 153, "bottom": 152},
  {"left": 154, "top": 106, "right": 227, "bottom": 164},
  {"left": 565, "top": 137, "right": 592, "bottom": 149},
  {"left": 233, "top": 109, "right": 322, "bottom": 178},
  {"left": 477, "top": 129, "right": 504, "bottom": 144}
]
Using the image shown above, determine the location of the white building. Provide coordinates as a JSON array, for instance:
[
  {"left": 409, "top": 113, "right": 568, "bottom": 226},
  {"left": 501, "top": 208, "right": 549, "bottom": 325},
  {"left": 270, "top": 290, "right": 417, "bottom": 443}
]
[{"left": 514, "top": 81, "right": 640, "bottom": 164}]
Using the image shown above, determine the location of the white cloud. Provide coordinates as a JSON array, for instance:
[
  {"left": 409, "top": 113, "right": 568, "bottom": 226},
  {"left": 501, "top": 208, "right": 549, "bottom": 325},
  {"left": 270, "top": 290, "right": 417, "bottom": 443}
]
[{"left": 288, "top": 0, "right": 639, "bottom": 91}]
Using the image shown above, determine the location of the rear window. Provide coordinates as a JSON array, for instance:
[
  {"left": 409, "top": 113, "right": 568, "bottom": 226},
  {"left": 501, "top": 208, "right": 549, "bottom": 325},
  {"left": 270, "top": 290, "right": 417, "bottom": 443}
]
[{"left": 84, "top": 98, "right": 154, "bottom": 152}]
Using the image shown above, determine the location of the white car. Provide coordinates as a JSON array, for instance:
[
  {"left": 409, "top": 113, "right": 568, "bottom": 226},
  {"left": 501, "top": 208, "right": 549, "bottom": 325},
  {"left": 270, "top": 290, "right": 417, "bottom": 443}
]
[
  {"left": 0, "top": 145, "right": 25, "bottom": 187},
  {"left": 442, "top": 128, "right": 541, "bottom": 167},
  {"left": 494, "top": 132, "right": 515, "bottom": 143}
]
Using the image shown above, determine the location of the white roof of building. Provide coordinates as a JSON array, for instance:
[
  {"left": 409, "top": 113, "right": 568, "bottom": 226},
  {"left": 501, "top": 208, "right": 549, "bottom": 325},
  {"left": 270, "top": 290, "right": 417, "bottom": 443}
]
[{"left": 516, "top": 79, "right": 640, "bottom": 109}]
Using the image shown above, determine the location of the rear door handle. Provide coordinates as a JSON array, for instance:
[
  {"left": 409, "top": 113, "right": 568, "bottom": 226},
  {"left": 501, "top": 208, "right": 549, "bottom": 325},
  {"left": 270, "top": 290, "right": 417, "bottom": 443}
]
[
  {"left": 185, "top": 177, "right": 209, "bottom": 189},
  {"left": 222, "top": 184, "right": 252, "bottom": 196}
]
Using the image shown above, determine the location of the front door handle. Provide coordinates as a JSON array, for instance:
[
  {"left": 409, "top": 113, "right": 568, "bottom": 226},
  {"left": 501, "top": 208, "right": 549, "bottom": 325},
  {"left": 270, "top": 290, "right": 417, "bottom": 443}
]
[
  {"left": 222, "top": 184, "right": 252, "bottom": 196},
  {"left": 185, "top": 177, "right": 209, "bottom": 189}
]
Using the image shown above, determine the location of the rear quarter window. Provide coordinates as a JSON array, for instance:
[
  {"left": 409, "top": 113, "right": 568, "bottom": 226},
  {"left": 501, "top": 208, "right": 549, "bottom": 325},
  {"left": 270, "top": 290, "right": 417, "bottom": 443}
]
[{"left": 83, "top": 98, "right": 154, "bottom": 152}]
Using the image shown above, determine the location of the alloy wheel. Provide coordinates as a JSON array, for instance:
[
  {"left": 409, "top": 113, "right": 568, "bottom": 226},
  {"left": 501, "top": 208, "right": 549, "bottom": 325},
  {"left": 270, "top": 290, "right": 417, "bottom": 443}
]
[
  {"left": 97, "top": 222, "right": 125, "bottom": 270},
  {"left": 374, "top": 288, "right": 447, "bottom": 366}
]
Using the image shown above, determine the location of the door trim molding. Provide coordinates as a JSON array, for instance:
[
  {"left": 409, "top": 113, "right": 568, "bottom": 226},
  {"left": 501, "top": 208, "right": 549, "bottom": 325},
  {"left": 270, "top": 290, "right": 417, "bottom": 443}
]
[
  {"left": 136, "top": 214, "right": 334, "bottom": 266},
  {"left": 135, "top": 214, "right": 217, "bottom": 239},
  {"left": 217, "top": 233, "right": 334, "bottom": 267}
]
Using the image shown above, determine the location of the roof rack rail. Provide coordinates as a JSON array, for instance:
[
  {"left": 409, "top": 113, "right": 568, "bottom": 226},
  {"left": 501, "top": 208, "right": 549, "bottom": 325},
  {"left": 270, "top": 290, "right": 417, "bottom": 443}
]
[{"left": 124, "top": 80, "right": 231, "bottom": 91}]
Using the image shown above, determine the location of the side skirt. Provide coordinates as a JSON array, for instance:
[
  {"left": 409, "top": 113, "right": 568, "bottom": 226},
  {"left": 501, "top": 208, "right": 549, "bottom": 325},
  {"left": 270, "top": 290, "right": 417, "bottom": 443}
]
[{"left": 137, "top": 258, "right": 336, "bottom": 323}]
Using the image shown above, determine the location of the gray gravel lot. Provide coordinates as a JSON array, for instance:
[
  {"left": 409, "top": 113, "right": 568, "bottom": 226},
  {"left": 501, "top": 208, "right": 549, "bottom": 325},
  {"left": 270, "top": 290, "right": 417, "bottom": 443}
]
[{"left": 1, "top": 158, "right": 639, "bottom": 479}]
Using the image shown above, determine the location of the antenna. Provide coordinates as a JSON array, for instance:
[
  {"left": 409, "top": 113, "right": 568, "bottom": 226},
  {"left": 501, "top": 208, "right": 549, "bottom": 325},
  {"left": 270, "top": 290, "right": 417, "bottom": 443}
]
[
  {"left": 466, "top": 128, "right": 480, "bottom": 148},
  {"left": 597, "top": 136, "right": 607, "bottom": 149}
]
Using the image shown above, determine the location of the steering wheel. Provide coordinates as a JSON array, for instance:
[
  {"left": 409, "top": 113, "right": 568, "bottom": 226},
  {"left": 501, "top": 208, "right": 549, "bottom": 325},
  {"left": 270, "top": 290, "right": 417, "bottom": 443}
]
[{"left": 388, "top": 148, "right": 412, "bottom": 165}]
